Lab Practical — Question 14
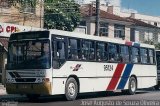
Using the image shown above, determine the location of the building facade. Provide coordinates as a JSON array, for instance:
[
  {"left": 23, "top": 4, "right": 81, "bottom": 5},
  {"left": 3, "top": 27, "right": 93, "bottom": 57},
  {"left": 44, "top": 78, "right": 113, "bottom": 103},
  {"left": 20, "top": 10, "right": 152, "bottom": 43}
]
[
  {"left": 0, "top": 0, "right": 43, "bottom": 28},
  {"left": 79, "top": 4, "right": 160, "bottom": 44}
]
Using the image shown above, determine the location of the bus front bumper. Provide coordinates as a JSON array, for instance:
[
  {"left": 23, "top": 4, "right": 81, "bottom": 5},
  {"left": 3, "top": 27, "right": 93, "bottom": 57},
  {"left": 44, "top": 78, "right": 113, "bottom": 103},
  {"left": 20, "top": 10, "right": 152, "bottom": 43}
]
[{"left": 6, "top": 82, "right": 52, "bottom": 95}]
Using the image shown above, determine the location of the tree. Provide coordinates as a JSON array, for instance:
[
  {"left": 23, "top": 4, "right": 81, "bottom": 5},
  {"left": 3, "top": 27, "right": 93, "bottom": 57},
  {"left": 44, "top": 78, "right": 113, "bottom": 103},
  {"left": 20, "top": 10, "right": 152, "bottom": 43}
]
[
  {"left": 144, "top": 40, "right": 154, "bottom": 45},
  {"left": 44, "top": 0, "right": 81, "bottom": 31},
  {"left": 144, "top": 40, "right": 160, "bottom": 50}
]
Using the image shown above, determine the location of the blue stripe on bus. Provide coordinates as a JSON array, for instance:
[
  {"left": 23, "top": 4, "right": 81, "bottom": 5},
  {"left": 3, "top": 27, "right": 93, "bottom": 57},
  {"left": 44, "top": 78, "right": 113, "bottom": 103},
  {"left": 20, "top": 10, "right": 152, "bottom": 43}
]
[{"left": 117, "top": 64, "right": 134, "bottom": 89}]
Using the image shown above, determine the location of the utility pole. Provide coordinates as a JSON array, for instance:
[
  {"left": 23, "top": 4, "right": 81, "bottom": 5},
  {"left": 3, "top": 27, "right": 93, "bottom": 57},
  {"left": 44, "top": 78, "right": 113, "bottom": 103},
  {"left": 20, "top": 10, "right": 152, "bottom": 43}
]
[{"left": 95, "top": 0, "right": 100, "bottom": 36}]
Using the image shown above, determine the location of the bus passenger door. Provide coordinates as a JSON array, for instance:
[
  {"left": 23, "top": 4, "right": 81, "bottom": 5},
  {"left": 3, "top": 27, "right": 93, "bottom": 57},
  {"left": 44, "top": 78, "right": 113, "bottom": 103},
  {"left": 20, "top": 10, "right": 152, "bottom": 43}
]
[
  {"left": 52, "top": 37, "right": 66, "bottom": 69},
  {"left": 51, "top": 36, "right": 67, "bottom": 94}
]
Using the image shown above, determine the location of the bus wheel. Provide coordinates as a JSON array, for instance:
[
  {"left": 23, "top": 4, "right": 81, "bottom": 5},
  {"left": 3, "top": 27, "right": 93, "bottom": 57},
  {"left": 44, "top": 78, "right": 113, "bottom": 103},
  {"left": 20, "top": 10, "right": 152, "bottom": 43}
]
[
  {"left": 65, "top": 78, "right": 78, "bottom": 101},
  {"left": 26, "top": 94, "right": 40, "bottom": 101},
  {"left": 127, "top": 77, "right": 137, "bottom": 95}
]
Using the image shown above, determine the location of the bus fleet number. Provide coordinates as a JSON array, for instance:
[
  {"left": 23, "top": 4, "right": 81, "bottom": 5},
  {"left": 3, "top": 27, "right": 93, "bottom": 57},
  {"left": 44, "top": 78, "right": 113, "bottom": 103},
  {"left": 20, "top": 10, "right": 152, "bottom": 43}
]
[{"left": 104, "top": 65, "right": 113, "bottom": 71}]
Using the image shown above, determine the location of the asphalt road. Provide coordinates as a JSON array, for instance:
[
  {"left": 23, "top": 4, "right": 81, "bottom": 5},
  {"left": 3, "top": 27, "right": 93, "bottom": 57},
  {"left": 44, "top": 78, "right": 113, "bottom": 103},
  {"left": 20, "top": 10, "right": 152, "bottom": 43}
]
[{"left": 1, "top": 88, "right": 160, "bottom": 106}]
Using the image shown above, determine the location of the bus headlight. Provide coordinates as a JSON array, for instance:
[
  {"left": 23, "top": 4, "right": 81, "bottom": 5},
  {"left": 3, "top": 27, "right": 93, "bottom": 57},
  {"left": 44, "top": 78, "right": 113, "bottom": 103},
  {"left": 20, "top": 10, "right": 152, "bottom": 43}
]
[
  {"left": 7, "top": 78, "right": 14, "bottom": 83},
  {"left": 36, "top": 78, "right": 42, "bottom": 83},
  {"left": 39, "top": 71, "right": 45, "bottom": 76},
  {"left": 7, "top": 78, "right": 11, "bottom": 82},
  {"left": 36, "top": 71, "right": 45, "bottom": 76},
  {"left": 42, "top": 78, "right": 50, "bottom": 82},
  {"left": 11, "top": 79, "right": 14, "bottom": 82}
]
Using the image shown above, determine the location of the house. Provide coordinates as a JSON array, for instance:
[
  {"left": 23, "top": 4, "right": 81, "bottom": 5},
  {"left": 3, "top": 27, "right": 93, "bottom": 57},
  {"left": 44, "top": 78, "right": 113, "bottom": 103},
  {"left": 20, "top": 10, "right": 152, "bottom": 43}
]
[
  {"left": 79, "top": 4, "right": 160, "bottom": 43},
  {"left": 80, "top": 4, "right": 133, "bottom": 41},
  {"left": 127, "top": 18, "right": 160, "bottom": 43}
]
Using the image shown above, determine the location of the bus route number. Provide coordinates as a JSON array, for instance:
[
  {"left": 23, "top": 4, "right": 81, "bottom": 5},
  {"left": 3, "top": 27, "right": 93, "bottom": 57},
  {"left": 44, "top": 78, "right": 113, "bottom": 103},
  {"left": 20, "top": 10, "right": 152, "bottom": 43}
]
[{"left": 104, "top": 65, "right": 113, "bottom": 71}]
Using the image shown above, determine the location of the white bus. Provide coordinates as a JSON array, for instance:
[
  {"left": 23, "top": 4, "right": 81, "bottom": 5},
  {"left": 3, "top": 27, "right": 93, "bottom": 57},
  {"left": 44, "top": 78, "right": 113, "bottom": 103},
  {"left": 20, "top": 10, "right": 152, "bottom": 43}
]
[{"left": 6, "top": 29, "right": 157, "bottom": 100}]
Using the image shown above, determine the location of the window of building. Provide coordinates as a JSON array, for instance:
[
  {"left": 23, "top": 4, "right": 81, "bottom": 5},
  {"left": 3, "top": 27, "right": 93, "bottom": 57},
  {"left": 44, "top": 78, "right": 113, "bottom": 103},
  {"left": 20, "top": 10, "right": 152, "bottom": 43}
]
[
  {"left": 148, "top": 49, "right": 155, "bottom": 64},
  {"left": 131, "top": 47, "right": 140, "bottom": 63},
  {"left": 140, "top": 48, "right": 148, "bottom": 64},
  {"left": 81, "top": 40, "right": 95, "bottom": 60},
  {"left": 108, "top": 43, "right": 120, "bottom": 62},
  {"left": 114, "top": 24, "right": 125, "bottom": 39},
  {"left": 99, "top": 23, "right": 108, "bottom": 36},
  {"left": 96, "top": 42, "right": 108, "bottom": 61},
  {"left": 139, "top": 30, "right": 145, "bottom": 42},
  {"left": 120, "top": 45, "right": 129, "bottom": 63},
  {"left": 68, "top": 38, "right": 81, "bottom": 60},
  {"left": 20, "top": 0, "right": 36, "bottom": 14},
  {"left": 0, "top": 0, "right": 10, "bottom": 8},
  {"left": 154, "top": 22, "right": 158, "bottom": 26}
]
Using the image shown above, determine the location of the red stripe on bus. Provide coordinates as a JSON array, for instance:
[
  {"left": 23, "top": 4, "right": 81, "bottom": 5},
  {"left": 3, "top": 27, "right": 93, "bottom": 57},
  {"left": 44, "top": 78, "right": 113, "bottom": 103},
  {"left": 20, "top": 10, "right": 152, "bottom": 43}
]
[{"left": 106, "top": 64, "right": 125, "bottom": 90}]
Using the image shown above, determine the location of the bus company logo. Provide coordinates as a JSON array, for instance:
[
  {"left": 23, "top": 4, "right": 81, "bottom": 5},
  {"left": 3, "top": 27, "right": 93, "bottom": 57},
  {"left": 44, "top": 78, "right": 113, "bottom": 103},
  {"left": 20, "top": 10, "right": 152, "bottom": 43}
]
[{"left": 70, "top": 64, "right": 82, "bottom": 71}]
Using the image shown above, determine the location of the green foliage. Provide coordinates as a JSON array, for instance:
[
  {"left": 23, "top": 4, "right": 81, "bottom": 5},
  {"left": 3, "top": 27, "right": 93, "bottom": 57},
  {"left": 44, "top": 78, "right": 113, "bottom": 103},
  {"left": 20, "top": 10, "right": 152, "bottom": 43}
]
[
  {"left": 155, "top": 43, "right": 160, "bottom": 50},
  {"left": 44, "top": 0, "right": 81, "bottom": 31},
  {"left": 144, "top": 40, "right": 160, "bottom": 50},
  {"left": 143, "top": 40, "right": 154, "bottom": 45}
]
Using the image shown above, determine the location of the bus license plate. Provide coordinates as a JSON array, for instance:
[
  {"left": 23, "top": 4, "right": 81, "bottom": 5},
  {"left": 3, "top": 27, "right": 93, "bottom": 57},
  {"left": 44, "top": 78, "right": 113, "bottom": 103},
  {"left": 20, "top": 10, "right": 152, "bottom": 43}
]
[{"left": 19, "top": 85, "right": 30, "bottom": 89}]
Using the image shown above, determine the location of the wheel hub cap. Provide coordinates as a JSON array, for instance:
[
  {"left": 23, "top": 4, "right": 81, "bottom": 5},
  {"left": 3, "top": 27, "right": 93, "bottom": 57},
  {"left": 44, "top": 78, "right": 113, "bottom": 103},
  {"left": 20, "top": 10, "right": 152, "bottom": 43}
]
[{"left": 68, "top": 83, "right": 76, "bottom": 96}]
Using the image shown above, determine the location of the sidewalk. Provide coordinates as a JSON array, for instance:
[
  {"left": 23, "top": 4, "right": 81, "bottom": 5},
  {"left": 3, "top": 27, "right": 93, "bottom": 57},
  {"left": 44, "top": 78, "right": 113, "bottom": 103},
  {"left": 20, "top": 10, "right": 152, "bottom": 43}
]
[{"left": 0, "top": 85, "right": 26, "bottom": 100}]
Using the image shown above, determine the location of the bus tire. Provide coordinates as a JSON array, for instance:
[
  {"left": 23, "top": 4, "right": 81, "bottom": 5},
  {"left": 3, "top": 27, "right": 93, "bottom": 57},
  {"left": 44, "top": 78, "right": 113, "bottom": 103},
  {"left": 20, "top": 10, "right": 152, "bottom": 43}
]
[
  {"left": 65, "top": 78, "right": 78, "bottom": 101},
  {"left": 127, "top": 77, "right": 137, "bottom": 95}
]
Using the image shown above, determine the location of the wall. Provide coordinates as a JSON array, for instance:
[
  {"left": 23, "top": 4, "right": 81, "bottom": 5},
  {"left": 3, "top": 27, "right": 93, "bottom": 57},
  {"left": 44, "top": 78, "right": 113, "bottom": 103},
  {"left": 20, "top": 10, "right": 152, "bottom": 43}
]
[
  {"left": 0, "top": 22, "right": 41, "bottom": 37},
  {"left": 0, "top": 1, "right": 43, "bottom": 28},
  {"left": 133, "top": 26, "right": 159, "bottom": 43}
]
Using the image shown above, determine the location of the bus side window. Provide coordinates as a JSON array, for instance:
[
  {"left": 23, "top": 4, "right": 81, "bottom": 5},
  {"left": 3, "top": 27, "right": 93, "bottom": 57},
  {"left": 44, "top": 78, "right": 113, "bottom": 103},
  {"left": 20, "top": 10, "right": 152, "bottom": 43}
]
[
  {"left": 68, "top": 38, "right": 80, "bottom": 60},
  {"left": 149, "top": 49, "right": 155, "bottom": 64},
  {"left": 140, "top": 48, "right": 148, "bottom": 64},
  {"left": 81, "top": 40, "right": 89, "bottom": 60},
  {"left": 96, "top": 42, "right": 107, "bottom": 61},
  {"left": 108, "top": 43, "right": 120, "bottom": 62},
  {"left": 131, "top": 47, "right": 140, "bottom": 63},
  {"left": 120, "top": 45, "right": 129, "bottom": 63},
  {"left": 81, "top": 40, "right": 95, "bottom": 61},
  {"left": 89, "top": 41, "right": 95, "bottom": 60}
]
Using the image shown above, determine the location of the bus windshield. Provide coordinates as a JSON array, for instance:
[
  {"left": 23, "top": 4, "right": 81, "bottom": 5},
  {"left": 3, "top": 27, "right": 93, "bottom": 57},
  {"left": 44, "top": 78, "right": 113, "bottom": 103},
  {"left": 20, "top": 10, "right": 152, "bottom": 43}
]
[{"left": 7, "top": 40, "right": 51, "bottom": 69}]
